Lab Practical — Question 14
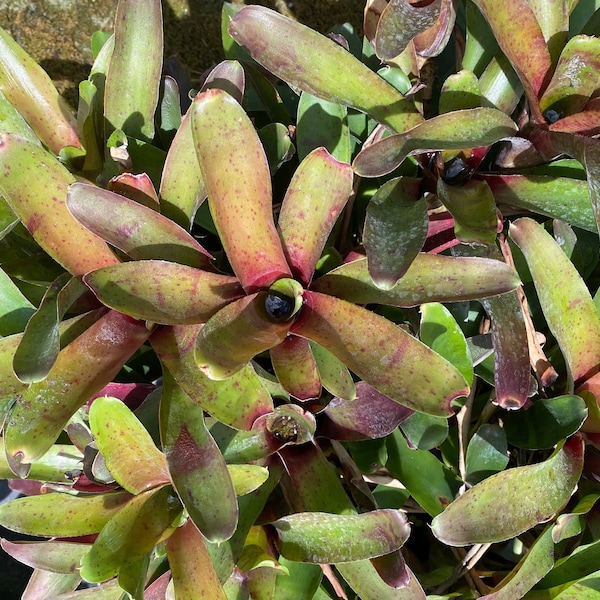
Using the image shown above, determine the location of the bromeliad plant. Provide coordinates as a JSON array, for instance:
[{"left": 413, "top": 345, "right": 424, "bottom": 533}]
[{"left": 0, "top": 0, "right": 600, "bottom": 598}]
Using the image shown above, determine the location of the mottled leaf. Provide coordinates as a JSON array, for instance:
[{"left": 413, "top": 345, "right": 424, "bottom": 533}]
[
  {"left": 271, "top": 336, "right": 321, "bottom": 401},
  {"left": 310, "top": 341, "right": 355, "bottom": 400}
]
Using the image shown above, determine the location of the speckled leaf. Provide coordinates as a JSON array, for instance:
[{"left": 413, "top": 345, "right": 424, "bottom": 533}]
[
  {"left": 166, "top": 519, "right": 227, "bottom": 599},
  {"left": 151, "top": 324, "right": 273, "bottom": 430},
  {"left": 413, "top": 0, "right": 456, "bottom": 58},
  {"left": 229, "top": 6, "right": 424, "bottom": 133},
  {"left": 0, "top": 540, "right": 90, "bottom": 574},
  {"left": 431, "top": 435, "right": 584, "bottom": 545},
  {"left": 202, "top": 59, "right": 245, "bottom": 103},
  {"left": 309, "top": 341, "right": 355, "bottom": 400},
  {"left": 195, "top": 293, "right": 293, "bottom": 380},
  {"left": 510, "top": 217, "right": 600, "bottom": 384},
  {"left": 272, "top": 510, "right": 410, "bottom": 563},
  {"left": 270, "top": 336, "right": 321, "bottom": 401},
  {"left": 364, "top": 177, "right": 427, "bottom": 290},
  {"left": 0, "top": 135, "right": 119, "bottom": 275},
  {"left": 0, "top": 28, "right": 80, "bottom": 152},
  {"left": 0, "top": 88, "right": 39, "bottom": 145},
  {"left": 437, "top": 178, "right": 499, "bottom": 244},
  {"left": 471, "top": 0, "right": 551, "bottom": 123},
  {"left": 89, "top": 396, "right": 169, "bottom": 494},
  {"left": 108, "top": 172, "right": 159, "bottom": 208},
  {"left": 228, "top": 464, "right": 269, "bottom": 496},
  {"left": 320, "top": 381, "right": 413, "bottom": 441},
  {"left": 67, "top": 182, "right": 212, "bottom": 268},
  {"left": 527, "top": 0, "right": 569, "bottom": 64},
  {"left": 278, "top": 147, "right": 353, "bottom": 286},
  {"left": 0, "top": 491, "right": 131, "bottom": 537},
  {"left": 160, "top": 372, "right": 238, "bottom": 542},
  {"left": 374, "top": 0, "right": 442, "bottom": 60},
  {"left": 104, "top": 0, "right": 162, "bottom": 142},
  {"left": 192, "top": 88, "right": 290, "bottom": 292},
  {"left": 80, "top": 485, "right": 180, "bottom": 583},
  {"left": 439, "top": 69, "right": 481, "bottom": 113},
  {"left": 292, "top": 291, "right": 468, "bottom": 416},
  {"left": 4, "top": 310, "right": 151, "bottom": 474},
  {"left": 352, "top": 107, "right": 517, "bottom": 177},
  {"left": 311, "top": 254, "right": 520, "bottom": 306},
  {"left": 84, "top": 260, "right": 243, "bottom": 324}
]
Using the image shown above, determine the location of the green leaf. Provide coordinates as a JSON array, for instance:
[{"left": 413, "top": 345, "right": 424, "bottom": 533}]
[
  {"left": 84, "top": 260, "right": 243, "bottom": 325},
  {"left": 465, "top": 424, "right": 509, "bottom": 484},
  {"left": 104, "top": 0, "right": 162, "bottom": 142},
  {"left": 439, "top": 70, "right": 481, "bottom": 113},
  {"left": 16, "top": 570, "right": 82, "bottom": 598},
  {"left": 229, "top": 6, "right": 424, "bottom": 134},
  {"left": 0, "top": 266, "right": 35, "bottom": 336},
  {"left": 352, "top": 108, "right": 517, "bottom": 177},
  {"left": 160, "top": 371, "right": 238, "bottom": 542},
  {"left": 293, "top": 291, "right": 468, "bottom": 416},
  {"left": 400, "top": 412, "right": 449, "bottom": 451},
  {"left": 277, "top": 147, "right": 353, "bottom": 286},
  {"left": 191, "top": 88, "right": 291, "bottom": 292},
  {"left": 271, "top": 336, "right": 321, "bottom": 401},
  {"left": 509, "top": 218, "right": 600, "bottom": 384},
  {"left": 0, "top": 540, "right": 90, "bottom": 574},
  {"left": 271, "top": 510, "right": 410, "bottom": 563},
  {"left": 0, "top": 491, "right": 131, "bottom": 537},
  {"left": 228, "top": 464, "right": 269, "bottom": 497},
  {"left": 80, "top": 485, "right": 180, "bottom": 583},
  {"left": 503, "top": 395, "right": 588, "bottom": 449},
  {"left": 538, "top": 539, "right": 600, "bottom": 590},
  {"left": 273, "top": 557, "right": 323, "bottom": 600},
  {"left": 202, "top": 59, "right": 245, "bottom": 103},
  {"left": 309, "top": 341, "right": 355, "bottom": 400},
  {"left": 258, "top": 122, "right": 295, "bottom": 173},
  {"left": 431, "top": 436, "right": 584, "bottom": 545},
  {"left": 0, "top": 88, "right": 40, "bottom": 145},
  {"left": 364, "top": 177, "right": 428, "bottom": 290}
]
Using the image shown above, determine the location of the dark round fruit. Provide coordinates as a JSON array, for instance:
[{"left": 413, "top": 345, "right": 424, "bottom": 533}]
[{"left": 264, "top": 292, "right": 295, "bottom": 322}]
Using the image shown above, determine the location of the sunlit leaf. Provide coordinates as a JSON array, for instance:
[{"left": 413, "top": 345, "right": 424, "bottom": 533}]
[
  {"left": 439, "top": 69, "right": 481, "bottom": 113},
  {"left": 310, "top": 341, "right": 355, "bottom": 400},
  {"left": 0, "top": 266, "right": 35, "bottom": 336},
  {"left": 0, "top": 540, "right": 89, "bottom": 574},
  {"left": 21, "top": 570, "right": 82, "bottom": 599},
  {"left": 202, "top": 59, "right": 245, "bottom": 103},
  {"left": 271, "top": 336, "right": 321, "bottom": 401}
]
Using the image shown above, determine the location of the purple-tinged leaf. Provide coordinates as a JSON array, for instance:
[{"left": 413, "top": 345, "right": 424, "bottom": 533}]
[
  {"left": 151, "top": 325, "right": 273, "bottom": 430},
  {"left": 22, "top": 570, "right": 81, "bottom": 599},
  {"left": 470, "top": 0, "right": 551, "bottom": 123},
  {"left": 353, "top": 107, "right": 517, "bottom": 177},
  {"left": 0, "top": 540, "right": 89, "bottom": 574},
  {"left": 191, "top": 89, "right": 291, "bottom": 292},
  {"left": 550, "top": 106, "right": 600, "bottom": 135},
  {"left": 143, "top": 571, "right": 171, "bottom": 600},
  {"left": 84, "top": 260, "right": 243, "bottom": 325},
  {"left": 509, "top": 217, "right": 600, "bottom": 385},
  {"left": 4, "top": 310, "right": 151, "bottom": 473},
  {"left": 0, "top": 135, "right": 119, "bottom": 275},
  {"left": 374, "top": 0, "right": 442, "bottom": 61},
  {"left": 201, "top": 60, "right": 245, "bottom": 103},
  {"left": 0, "top": 491, "right": 131, "bottom": 537},
  {"left": 80, "top": 485, "right": 180, "bottom": 583},
  {"left": 320, "top": 381, "right": 413, "bottom": 441},
  {"left": 431, "top": 436, "right": 584, "bottom": 545},
  {"left": 437, "top": 178, "right": 499, "bottom": 244},
  {"left": 89, "top": 397, "right": 170, "bottom": 494},
  {"left": 413, "top": 0, "right": 456, "bottom": 58},
  {"left": 293, "top": 291, "right": 468, "bottom": 416},
  {"left": 271, "top": 509, "right": 410, "bottom": 563},
  {"left": 160, "top": 372, "right": 238, "bottom": 542},
  {"left": 364, "top": 177, "right": 427, "bottom": 290},
  {"left": 311, "top": 254, "right": 520, "bottom": 306},
  {"left": 108, "top": 172, "right": 159, "bottom": 209},
  {"left": 104, "top": 0, "right": 162, "bottom": 142},
  {"left": 0, "top": 28, "right": 81, "bottom": 153},
  {"left": 527, "top": 0, "right": 569, "bottom": 65},
  {"left": 277, "top": 147, "right": 352, "bottom": 286},
  {"left": 310, "top": 341, "right": 355, "bottom": 400},
  {"left": 270, "top": 336, "right": 321, "bottom": 401},
  {"left": 229, "top": 6, "right": 424, "bottom": 134},
  {"left": 195, "top": 293, "right": 294, "bottom": 380},
  {"left": 0, "top": 88, "right": 39, "bottom": 145},
  {"left": 67, "top": 183, "right": 212, "bottom": 268},
  {"left": 165, "top": 519, "right": 227, "bottom": 599}
]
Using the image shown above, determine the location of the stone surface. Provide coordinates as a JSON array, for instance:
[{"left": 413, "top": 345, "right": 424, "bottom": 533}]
[{"left": 0, "top": 0, "right": 365, "bottom": 108}]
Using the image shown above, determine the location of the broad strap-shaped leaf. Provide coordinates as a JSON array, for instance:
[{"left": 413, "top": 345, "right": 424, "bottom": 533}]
[
  {"left": 271, "top": 510, "right": 410, "bottom": 563},
  {"left": 67, "top": 182, "right": 212, "bottom": 268},
  {"left": 165, "top": 519, "right": 227, "bottom": 599},
  {"left": 363, "top": 177, "right": 427, "bottom": 289},
  {"left": 471, "top": 0, "right": 551, "bottom": 123},
  {"left": 352, "top": 107, "right": 517, "bottom": 177},
  {"left": 4, "top": 310, "right": 151, "bottom": 474},
  {"left": 160, "top": 372, "right": 238, "bottom": 542},
  {"left": 89, "top": 396, "right": 170, "bottom": 494},
  {"left": 0, "top": 28, "right": 81, "bottom": 152},
  {"left": 431, "top": 436, "right": 584, "bottom": 545},
  {"left": 465, "top": 424, "right": 509, "bottom": 485},
  {"left": 201, "top": 59, "right": 245, "bottom": 103},
  {"left": 0, "top": 540, "right": 90, "bottom": 575},
  {"left": 228, "top": 6, "right": 424, "bottom": 134},
  {"left": 292, "top": 291, "right": 468, "bottom": 416},
  {"left": 439, "top": 69, "right": 481, "bottom": 113},
  {"left": 80, "top": 485, "right": 180, "bottom": 583},
  {"left": 374, "top": 0, "right": 442, "bottom": 60},
  {"left": 195, "top": 293, "right": 294, "bottom": 380},
  {"left": 108, "top": 172, "right": 160, "bottom": 208},
  {"left": 151, "top": 324, "right": 273, "bottom": 430},
  {"left": 0, "top": 88, "right": 40, "bottom": 145},
  {"left": 104, "top": 0, "right": 163, "bottom": 142},
  {"left": 277, "top": 147, "right": 353, "bottom": 286},
  {"left": 509, "top": 217, "right": 600, "bottom": 384},
  {"left": 311, "top": 254, "right": 520, "bottom": 306},
  {"left": 84, "top": 260, "right": 243, "bottom": 325},
  {"left": 191, "top": 88, "right": 291, "bottom": 292},
  {"left": 527, "top": 0, "right": 568, "bottom": 64},
  {"left": 0, "top": 491, "right": 131, "bottom": 537},
  {"left": 0, "top": 135, "right": 119, "bottom": 275},
  {"left": 270, "top": 336, "right": 321, "bottom": 401},
  {"left": 310, "top": 340, "right": 356, "bottom": 400}
]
